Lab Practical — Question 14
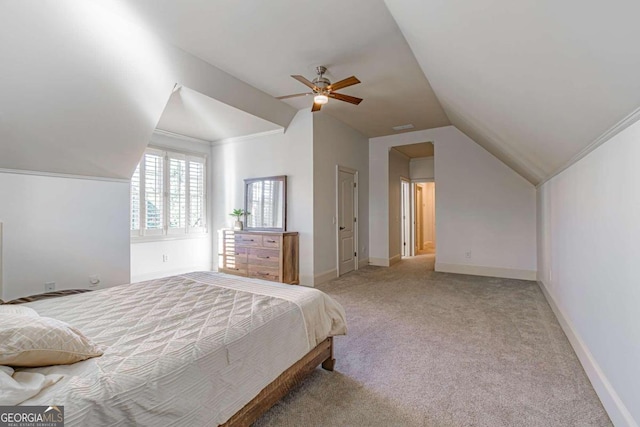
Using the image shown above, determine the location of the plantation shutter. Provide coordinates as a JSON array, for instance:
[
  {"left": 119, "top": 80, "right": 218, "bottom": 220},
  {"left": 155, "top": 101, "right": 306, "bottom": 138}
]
[
  {"left": 188, "top": 156, "right": 206, "bottom": 233},
  {"left": 168, "top": 153, "right": 187, "bottom": 234},
  {"left": 143, "top": 149, "right": 164, "bottom": 235},
  {"left": 130, "top": 163, "right": 141, "bottom": 233},
  {"left": 130, "top": 146, "right": 206, "bottom": 239}
]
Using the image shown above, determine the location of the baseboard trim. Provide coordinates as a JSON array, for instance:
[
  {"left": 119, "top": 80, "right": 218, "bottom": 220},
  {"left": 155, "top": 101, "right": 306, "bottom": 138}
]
[
  {"left": 435, "top": 263, "right": 536, "bottom": 280},
  {"left": 538, "top": 280, "right": 637, "bottom": 427},
  {"left": 389, "top": 254, "right": 402, "bottom": 266},
  {"left": 369, "top": 257, "right": 390, "bottom": 267},
  {"left": 314, "top": 269, "right": 338, "bottom": 286},
  {"left": 358, "top": 258, "right": 369, "bottom": 269}
]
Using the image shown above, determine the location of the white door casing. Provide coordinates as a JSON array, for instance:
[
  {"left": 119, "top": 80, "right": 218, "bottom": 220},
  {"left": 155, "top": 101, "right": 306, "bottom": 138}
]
[
  {"left": 416, "top": 184, "right": 424, "bottom": 250},
  {"left": 401, "top": 178, "right": 411, "bottom": 257},
  {"left": 337, "top": 166, "right": 358, "bottom": 276}
]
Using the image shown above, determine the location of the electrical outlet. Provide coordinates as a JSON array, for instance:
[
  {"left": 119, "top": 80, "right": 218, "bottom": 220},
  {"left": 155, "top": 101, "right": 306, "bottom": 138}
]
[
  {"left": 465, "top": 251, "right": 472, "bottom": 259},
  {"left": 162, "top": 254, "right": 169, "bottom": 263},
  {"left": 44, "top": 282, "right": 56, "bottom": 292}
]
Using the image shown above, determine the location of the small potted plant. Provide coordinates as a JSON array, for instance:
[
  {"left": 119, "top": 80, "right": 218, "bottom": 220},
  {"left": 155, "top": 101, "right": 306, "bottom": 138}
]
[{"left": 230, "top": 208, "right": 249, "bottom": 230}]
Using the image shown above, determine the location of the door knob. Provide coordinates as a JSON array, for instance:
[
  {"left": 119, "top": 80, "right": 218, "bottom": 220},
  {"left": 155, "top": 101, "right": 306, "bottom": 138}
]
[{"left": 339, "top": 226, "right": 345, "bottom": 230}]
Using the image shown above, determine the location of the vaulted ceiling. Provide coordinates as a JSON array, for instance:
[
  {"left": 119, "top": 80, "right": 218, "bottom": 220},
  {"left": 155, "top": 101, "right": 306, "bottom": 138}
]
[
  {"left": 3, "top": 0, "right": 639, "bottom": 185},
  {"left": 127, "top": 0, "right": 640, "bottom": 185},
  {"left": 384, "top": 0, "right": 640, "bottom": 184},
  {"left": 127, "top": 0, "right": 450, "bottom": 139}
]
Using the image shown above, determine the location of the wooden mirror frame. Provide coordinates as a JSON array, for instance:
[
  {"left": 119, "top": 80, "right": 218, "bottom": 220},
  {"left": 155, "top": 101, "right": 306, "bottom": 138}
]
[{"left": 244, "top": 175, "right": 287, "bottom": 232}]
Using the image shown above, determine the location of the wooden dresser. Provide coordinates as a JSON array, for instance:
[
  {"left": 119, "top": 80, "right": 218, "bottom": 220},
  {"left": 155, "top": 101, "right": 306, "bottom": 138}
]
[{"left": 219, "top": 230, "right": 299, "bottom": 284}]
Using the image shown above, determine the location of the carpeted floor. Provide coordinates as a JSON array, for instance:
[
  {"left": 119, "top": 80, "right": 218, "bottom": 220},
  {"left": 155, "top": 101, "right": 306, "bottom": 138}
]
[{"left": 254, "top": 255, "right": 611, "bottom": 427}]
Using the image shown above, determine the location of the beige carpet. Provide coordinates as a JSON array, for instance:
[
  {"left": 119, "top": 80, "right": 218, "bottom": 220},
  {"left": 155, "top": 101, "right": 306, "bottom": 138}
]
[{"left": 255, "top": 256, "right": 611, "bottom": 426}]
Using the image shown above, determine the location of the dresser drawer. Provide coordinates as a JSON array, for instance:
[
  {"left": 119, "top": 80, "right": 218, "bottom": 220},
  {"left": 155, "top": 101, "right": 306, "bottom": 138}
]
[
  {"left": 261, "top": 235, "right": 281, "bottom": 248},
  {"left": 248, "top": 248, "right": 280, "bottom": 267},
  {"left": 221, "top": 265, "right": 248, "bottom": 275},
  {"left": 234, "top": 233, "right": 261, "bottom": 247},
  {"left": 248, "top": 265, "right": 280, "bottom": 282}
]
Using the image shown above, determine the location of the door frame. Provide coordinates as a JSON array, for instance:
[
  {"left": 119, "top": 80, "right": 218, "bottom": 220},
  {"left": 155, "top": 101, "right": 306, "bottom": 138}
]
[
  {"left": 415, "top": 182, "right": 424, "bottom": 252},
  {"left": 401, "top": 177, "right": 413, "bottom": 257},
  {"left": 336, "top": 165, "right": 359, "bottom": 276}
]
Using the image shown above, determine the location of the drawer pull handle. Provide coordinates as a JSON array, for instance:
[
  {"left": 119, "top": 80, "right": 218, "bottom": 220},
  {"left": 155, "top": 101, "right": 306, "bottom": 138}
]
[
  {"left": 257, "top": 256, "right": 270, "bottom": 259},
  {"left": 242, "top": 239, "right": 254, "bottom": 242},
  {"left": 266, "top": 240, "right": 277, "bottom": 243}
]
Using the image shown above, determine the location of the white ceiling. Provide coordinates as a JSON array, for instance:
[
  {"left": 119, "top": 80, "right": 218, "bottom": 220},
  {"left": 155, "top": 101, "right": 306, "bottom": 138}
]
[
  {"left": 69, "top": 0, "right": 640, "bottom": 184},
  {"left": 127, "top": 0, "right": 450, "bottom": 138},
  {"left": 384, "top": 0, "right": 640, "bottom": 184},
  {"left": 393, "top": 142, "right": 433, "bottom": 158},
  {"left": 157, "top": 86, "right": 282, "bottom": 142}
]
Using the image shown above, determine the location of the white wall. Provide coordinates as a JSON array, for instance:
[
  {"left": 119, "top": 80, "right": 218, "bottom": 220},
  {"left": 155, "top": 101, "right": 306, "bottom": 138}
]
[
  {"left": 1, "top": 1, "right": 295, "bottom": 300},
  {"left": 130, "top": 238, "right": 212, "bottom": 282},
  {"left": 370, "top": 126, "right": 536, "bottom": 279},
  {"left": 0, "top": 172, "right": 130, "bottom": 301},
  {"left": 211, "top": 111, "right": 314, "bottom": 284},
  {"left": 312, "top": 113, "right": 369, "bottom": 281},
  {"left": 387, "top": 149, "right": 410, "bottom": 264},
  {"left": 538, "top": 120, "right": 640, "bottom": 427},
  {"left": 1, "top": 1, "right": 295, "bottom": 180},
  {"left": 410, "top": 157, "right": 434, "bottom": 180},
  {"left": 435, "top": 128, "right": 536, "bottom": 279},
  {"left": 130, "top": 131, "right": 213, "bottom": 282}
]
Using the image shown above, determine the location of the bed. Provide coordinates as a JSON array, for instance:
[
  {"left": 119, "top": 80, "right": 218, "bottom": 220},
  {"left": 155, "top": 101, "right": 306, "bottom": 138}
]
[{"left": 3, "top": 271, "right": 347, "bottom": 426}]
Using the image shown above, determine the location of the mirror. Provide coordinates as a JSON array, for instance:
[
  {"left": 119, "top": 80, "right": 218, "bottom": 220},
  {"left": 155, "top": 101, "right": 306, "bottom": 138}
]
[{"left": 244, "top": 175, "right": 287, "bottom": 231}]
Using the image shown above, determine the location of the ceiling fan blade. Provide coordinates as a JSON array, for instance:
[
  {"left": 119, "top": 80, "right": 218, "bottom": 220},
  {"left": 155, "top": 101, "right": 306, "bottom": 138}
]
[
  {"left": 291, "top": 75, "right": 319, "bottom": 91},
  {"left": 311, "top": 102, "right": 322, "bottom": 112},
  {"left": 328, "top": 92, "right": 363, "bottom": 105},
  {"left": 276, "top": 92, "right": 313, "bottom": 100},
  {"left": 327, "top": 76, "right": 360, "bottom": 92}
]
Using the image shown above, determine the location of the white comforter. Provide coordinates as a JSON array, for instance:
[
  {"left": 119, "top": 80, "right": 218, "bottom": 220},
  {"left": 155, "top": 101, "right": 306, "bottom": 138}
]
[{"left": 15, "top": 272, "right": 346, "bottom": 426}]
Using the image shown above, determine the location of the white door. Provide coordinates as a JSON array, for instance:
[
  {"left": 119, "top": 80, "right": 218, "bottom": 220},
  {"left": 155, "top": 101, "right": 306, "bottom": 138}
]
[{"left": 338, "top": 168, "right": 357, "bottom": 275}]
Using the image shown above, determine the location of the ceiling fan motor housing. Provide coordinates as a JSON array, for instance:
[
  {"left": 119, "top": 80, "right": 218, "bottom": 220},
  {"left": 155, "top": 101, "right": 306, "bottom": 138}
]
[
  {"left": 312, "top": 76, "right": 331, "bottom": 91},
  {"left": 312, "top": 66, "right": 330, "bottom": 91}
]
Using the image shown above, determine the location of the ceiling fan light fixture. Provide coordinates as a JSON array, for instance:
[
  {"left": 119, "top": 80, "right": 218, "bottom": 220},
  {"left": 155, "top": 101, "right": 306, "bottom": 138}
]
[{"left": 314, "top": 94, "right": 329, "bottom": 105}]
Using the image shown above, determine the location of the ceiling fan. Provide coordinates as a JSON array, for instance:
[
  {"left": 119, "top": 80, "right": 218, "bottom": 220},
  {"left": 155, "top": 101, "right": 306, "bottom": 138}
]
[{"left": 277, "top": 66, "right": 363, "bottom": 112}]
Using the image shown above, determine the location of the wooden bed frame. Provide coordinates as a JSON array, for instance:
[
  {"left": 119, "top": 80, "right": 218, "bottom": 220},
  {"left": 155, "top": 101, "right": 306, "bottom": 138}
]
[{"left": 221, "top": 337, "right": 335, "bottom": 426}]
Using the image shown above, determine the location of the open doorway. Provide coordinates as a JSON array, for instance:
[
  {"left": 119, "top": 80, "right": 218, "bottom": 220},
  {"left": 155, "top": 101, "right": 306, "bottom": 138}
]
[
  {"left": 389, "top": 142, "right": 435, "bottom": 266},
  {"left": 414, "top": 182, "right": 436, "bottom": 255}
]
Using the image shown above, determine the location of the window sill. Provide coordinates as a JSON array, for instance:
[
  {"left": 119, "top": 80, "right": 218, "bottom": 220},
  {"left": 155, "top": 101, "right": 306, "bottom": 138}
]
[{"left": 131, "top": 232, "right": 209, "bottom": 244}]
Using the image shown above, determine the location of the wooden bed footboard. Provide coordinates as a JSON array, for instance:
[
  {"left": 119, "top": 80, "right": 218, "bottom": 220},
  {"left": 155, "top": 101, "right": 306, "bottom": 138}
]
[{"left": 221, "top": 337, "right": 335, "bottom": 427}]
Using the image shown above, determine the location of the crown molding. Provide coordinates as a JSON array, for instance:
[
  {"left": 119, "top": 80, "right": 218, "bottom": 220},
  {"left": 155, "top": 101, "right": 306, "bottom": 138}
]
[
  {"left": 153, "top": 128, "right": 212, "bottom": 145},
  {"left": 0, "top": 168, "right": 129, "bottom": 183},
  {"left": 537, "top": 106, "right": 640, "bottom": 188},
  {"left": 211, "top": 128, "right": 285, "bottom": 146}
]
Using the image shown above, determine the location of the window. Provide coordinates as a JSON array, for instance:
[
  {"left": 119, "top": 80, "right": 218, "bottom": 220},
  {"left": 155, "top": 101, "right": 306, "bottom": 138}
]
[{"left": 131, "top": 147, "right": 207, "bottom": 238}]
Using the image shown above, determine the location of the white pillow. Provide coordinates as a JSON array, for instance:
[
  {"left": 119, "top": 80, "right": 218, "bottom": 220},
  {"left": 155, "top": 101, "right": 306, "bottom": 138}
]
[
  {"left": 0, "top": 314, "right": 103, "bottom": 367},
  {"left": 0, "top": 305, "right": 39, "bottom": 317}
]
